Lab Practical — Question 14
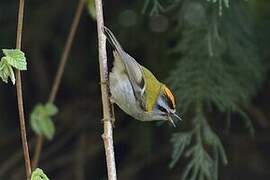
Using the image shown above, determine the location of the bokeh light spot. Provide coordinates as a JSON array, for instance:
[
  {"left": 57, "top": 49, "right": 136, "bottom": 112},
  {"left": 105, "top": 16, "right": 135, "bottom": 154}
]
[
  {"left": 149, "top": 15, "right": 169, "bottom": 33},
  {"left": 118, "top": 9, "right": 137, "bottom": 27}
]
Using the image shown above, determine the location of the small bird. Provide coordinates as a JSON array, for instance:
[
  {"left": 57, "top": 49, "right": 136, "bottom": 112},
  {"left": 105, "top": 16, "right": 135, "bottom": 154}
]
[{"left": 103, "top": 27, "right": 181, "bottom": 126}]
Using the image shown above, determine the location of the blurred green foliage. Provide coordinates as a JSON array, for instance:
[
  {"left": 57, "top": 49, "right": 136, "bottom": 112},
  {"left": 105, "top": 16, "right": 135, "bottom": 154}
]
[
  {"left": 30, "top": 103, "right": 58, "bottom": 140},
  {"left": 145, "top": 0, "right": 266, "bottom": 179}
]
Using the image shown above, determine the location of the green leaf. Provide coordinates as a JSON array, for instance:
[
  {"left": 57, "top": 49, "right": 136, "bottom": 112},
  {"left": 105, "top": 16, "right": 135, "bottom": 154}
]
[
  {"left": 87, "top": 0, "right": 96, "bottom": 20},
  {"left": 45, "top": 103, "right": 58, "bottom": 116},
  {"left": 30, "top": 103, "right": 58, "bottom": 140},
  {"left": 2, "top": 49, "right": 27, "bottom": 70},
  {"left": 40, "top": 117, "right": 55, "bottom": 140},
  {"left": 0, "top": 57, "right": 16, "bottom": 84},
  {"left": 31, "top": 168, "right": 50, "bottom": 180},
  {"left": 30, "top": 107, "right": 44, "bottom": 135}
]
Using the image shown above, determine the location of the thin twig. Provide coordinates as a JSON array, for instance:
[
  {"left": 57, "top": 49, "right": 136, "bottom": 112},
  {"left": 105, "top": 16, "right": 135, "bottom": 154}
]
[
  {"left": 95, "top": 0, "right": 117, "bottom": 179},
  {"left": 15, "top": 0, "right": 32, "bottom": 178},
  {"left": 31, "top": 135, "right": 44, "bottom": 169},
  {"left": 48, "top": 0, "right": 85, "bottom": 103},
  {"left": 31, "top": 0, "right": 85, "bottom": 169}
]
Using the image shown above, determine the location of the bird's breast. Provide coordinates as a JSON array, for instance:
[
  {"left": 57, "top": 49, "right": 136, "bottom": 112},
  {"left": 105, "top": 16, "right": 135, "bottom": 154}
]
[
  {"left": 109, "top": 62, "right": 167, "bottom": 121},
  {"left": 109, "top": 71, "right": 142, "bottom": 119}
]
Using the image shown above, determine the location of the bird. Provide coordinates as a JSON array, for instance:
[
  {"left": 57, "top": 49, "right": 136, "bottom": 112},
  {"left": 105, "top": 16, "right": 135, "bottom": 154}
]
[{"left": 103, "top": 26, "right": 181, "bottom": 126}]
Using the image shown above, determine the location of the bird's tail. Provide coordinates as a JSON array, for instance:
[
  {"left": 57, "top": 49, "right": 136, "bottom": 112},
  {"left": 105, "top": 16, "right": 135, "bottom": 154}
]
[{"left": 102, "top": 26, "right": 123, "bottom": 53}]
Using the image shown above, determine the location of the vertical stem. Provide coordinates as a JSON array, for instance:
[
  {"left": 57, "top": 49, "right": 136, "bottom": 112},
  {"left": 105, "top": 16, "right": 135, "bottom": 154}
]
[
  {"left": 15, "top": 0, "right": 32, "bottom": 179},
  {"left": 95, "top": 0, "right": 117, "bottom": 180},
  {"left": 31, "top": 0, "right": 85, "bottom": 169},
  {"left": 31, "top": 135, "right": 44, "bottom": 169},
  {"left": 48, "top": 0, "right": 85, "bottom": 103}
]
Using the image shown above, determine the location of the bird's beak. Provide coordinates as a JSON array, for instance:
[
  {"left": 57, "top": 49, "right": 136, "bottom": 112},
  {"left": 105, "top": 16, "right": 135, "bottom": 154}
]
[
  {"left": 173, "top": 113, "right": 182, "bottom": 121},
  {"left": 167, "top": 112, "right": 182, "bottom": 127},
  {"left": 168, "top": 115, "right": 176, "bottom": 127}
]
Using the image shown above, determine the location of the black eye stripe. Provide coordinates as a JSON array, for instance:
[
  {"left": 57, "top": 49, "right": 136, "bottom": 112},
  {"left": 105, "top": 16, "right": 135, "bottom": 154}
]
[{"left": 157, "top": 105, "right": 167, "bottom": 113}]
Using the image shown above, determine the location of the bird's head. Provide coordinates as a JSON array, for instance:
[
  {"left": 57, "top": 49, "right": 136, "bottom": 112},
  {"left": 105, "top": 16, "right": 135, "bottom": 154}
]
[{"left": 154, "top": 85, "right": 181, "bottom": 127}]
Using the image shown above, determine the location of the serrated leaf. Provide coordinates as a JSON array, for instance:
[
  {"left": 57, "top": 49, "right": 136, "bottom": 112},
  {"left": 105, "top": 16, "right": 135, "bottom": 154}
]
[
  {"left": 30, "top": 103, "right": 58, "bottom": 140},
  {"left": 31, "top": 168, "right": 50, "bottom": 180},
  {"left": 0, "top": 58, "right": 11, "bottom": 83},
  {"left": 87, "top": 0, "right": 96, "bottom": 20},
  {"left": 0, "top": 58, "right": 16, "bottom": 84},
  {"left": 8, "top": 65, "right": 15, "bottom": 84},
  {"left": 2, "top": 49, "right": 27, "bottom": 70}
]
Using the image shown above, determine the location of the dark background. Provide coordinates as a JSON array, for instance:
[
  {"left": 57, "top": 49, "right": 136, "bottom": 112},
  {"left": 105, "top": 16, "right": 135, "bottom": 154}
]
[{"left": 0, "top": 0, "right": 270, "bottom": 179}]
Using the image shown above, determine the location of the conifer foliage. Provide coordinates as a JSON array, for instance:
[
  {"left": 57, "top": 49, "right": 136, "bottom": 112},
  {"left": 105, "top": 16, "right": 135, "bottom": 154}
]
[{"left": 145, "top": 0, "right": 265, "bottom": 179}]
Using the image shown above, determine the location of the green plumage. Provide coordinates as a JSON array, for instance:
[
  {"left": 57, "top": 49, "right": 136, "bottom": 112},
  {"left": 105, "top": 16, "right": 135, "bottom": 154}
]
[{"left": 142, "top": 66, "right": 163, "bottom": 112}]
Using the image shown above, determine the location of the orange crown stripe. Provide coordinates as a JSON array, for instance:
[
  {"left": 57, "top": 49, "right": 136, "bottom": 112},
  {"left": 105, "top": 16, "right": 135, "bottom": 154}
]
[{"left": 164, "top": 86, "right": 176, "bottom": 108}]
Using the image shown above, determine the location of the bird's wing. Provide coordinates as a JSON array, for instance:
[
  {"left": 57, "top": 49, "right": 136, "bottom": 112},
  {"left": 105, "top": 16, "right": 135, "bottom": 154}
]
[
  {"left": 104, "top": 26, "right": 147, "bottom": 110},
  {"left": 113, "top": 51, "right": 147, "bottom": 110}
]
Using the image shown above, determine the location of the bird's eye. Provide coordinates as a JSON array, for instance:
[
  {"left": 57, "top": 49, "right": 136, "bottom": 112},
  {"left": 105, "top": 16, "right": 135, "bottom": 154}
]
[{"left": 157, "top": 105, "right": 167, "bottom": 114}]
